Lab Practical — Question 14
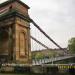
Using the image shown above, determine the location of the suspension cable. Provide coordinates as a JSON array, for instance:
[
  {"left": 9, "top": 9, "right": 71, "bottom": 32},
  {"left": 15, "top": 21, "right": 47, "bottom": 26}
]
[
  {"left": 31, "top": 36, "right": 50, "bottom": 49},
  {"left": 29, "top": 18, "right": 67, "bottom": 53}
]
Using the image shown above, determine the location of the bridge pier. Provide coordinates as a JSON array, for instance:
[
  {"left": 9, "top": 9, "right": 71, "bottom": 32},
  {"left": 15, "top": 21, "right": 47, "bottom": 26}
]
[
  {"left": 31, "top": 65, "right": 59, "bottom": 74},
  {"left": 0, "top": 63, "right": 75, "bottom": 75}
]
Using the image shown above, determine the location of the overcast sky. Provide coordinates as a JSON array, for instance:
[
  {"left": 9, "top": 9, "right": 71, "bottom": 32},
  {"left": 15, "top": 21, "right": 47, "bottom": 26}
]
[{"left": 0, "top": 0, "right": 75, "bottom": 49}]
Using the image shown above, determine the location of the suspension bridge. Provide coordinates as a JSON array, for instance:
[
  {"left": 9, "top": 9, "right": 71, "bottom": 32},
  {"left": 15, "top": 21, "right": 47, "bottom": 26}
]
[
  {"left": 0, "top": 0, "right": 75, "bottom": 74},
  {"left": 0, "top": 0, "right": 75, "bottom": 66},
  {"left": 29, "top": 18, "right": 75, "bottom": 65}
]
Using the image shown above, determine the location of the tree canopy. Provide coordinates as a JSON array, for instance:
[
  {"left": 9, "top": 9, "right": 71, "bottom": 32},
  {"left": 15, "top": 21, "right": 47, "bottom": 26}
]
[
  {"left": 68, "top": 37, "right": 75, "bottom": 54},
  {"left": 35, "top": 53, "right": 44, "bottom": 59}
]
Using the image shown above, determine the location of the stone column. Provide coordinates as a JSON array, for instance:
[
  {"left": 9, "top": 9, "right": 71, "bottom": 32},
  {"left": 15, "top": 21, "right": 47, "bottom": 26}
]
[{"left": 8, "top": 27, "right": 13, "bottom": 62}]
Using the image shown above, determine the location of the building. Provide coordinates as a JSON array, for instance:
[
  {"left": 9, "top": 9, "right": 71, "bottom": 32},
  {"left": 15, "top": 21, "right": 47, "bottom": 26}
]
[
  {"left": 32, "top": 48, "right": 66, "bottom": 59},
  {"left": 0, "top": 0, "right": 31, "bottom": 64}
]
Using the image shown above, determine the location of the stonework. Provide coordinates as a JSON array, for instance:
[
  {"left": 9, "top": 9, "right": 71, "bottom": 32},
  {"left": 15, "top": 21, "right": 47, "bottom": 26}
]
[
  {"left": 15, "top": 17, "right": 31, "bottom": 64},
  {"left": 0, "top": 0, "right": 31, "bottom": 64}
]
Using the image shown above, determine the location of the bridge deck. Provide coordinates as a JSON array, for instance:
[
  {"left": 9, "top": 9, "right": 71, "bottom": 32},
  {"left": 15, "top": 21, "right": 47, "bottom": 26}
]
[{"left": 32, "top": 55, "right": 75, "bottom": 65}]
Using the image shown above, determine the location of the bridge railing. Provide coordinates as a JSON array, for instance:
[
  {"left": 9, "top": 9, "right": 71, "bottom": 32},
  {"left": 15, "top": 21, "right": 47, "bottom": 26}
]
[{"left": 32, "top": 55, "right": 75, "bottom": 65}]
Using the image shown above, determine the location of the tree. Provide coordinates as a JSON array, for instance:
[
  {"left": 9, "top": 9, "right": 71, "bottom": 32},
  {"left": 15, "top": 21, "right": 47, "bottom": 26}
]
[
  {"left": 48, "top": 51, "right": 56, "bottom": 58},
  {"left": 31, "top": 52, "right": 36, "bottom": 59},
  {"left": 68, "top": 37, "right": 75, "bottom": 54},
  {"left": 32, "top": 52, "right": 44, "bottom": 60},
  {"left": 35, "top": 53, "right": 44, "bottom": 60}
]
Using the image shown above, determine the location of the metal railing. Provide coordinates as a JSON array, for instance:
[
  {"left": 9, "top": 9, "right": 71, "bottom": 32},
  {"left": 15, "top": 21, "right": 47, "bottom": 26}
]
[{"left": 32, "top": 55, "right": 75, "bottom": 65}]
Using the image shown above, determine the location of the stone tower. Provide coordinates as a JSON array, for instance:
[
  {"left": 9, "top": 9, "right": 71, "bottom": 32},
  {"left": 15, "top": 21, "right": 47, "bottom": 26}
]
[{"left": 0, "top": 0, "right": 31, "bottom": 64}]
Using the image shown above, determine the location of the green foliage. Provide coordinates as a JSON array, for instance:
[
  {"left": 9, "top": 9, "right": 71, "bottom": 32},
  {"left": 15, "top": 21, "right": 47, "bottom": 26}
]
[
  {"left": 68, "top": 37, "right": 75, "bottom": 54},
  {"left": 48, "top": 51, "right": 56, "bottom": 58},
  {"left": 31, "top": 51, "right": 59, "bottom": 60},
  {"left": 31, "top": 52, "right": 36, "bottom": 59},
  {"left": 35, "top": 53, "right": 44, "bottom": 59},
  {"left": 32, "top": 52, "right": 44, "bottom": 59}
]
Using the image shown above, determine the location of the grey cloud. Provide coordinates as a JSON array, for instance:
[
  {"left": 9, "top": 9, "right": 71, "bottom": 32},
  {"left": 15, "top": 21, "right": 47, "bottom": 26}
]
[{"left": 0, "top": 0, "right": 75, "bottom": 48}]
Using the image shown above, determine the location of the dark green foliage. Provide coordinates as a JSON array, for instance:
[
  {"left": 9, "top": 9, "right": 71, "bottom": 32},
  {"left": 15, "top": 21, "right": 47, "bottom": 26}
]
[{"left": 68, "top": 37, "right": 75, "bottom": 54}]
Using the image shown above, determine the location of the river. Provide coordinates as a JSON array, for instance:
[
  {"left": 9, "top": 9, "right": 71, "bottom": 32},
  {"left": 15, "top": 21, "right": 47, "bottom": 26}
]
[{"left": 0, "top": 73, "right": 71, "bottom": 75}]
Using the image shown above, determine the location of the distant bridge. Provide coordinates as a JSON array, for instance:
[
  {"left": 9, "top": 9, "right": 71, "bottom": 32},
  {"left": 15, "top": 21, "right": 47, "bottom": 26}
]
[{"left": 32, "top": 55, "right": 75, "bottom": 65}]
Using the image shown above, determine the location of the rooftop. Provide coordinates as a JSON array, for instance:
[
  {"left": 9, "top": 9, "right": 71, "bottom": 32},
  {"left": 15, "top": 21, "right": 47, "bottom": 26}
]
[{"left": 0, "top": 0, "right": 30, "bottom": 9}]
